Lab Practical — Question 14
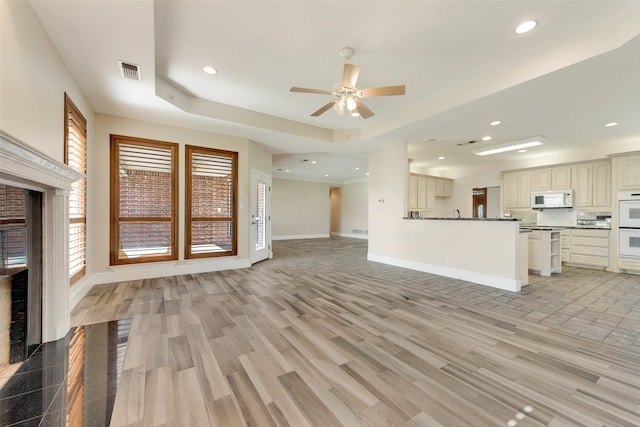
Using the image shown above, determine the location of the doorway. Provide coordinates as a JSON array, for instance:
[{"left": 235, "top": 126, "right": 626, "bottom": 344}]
[
  {"left": 472, "top": 188, "right": 487, "bottom": 218},
  {"left": 250, "top": 170, "right": 271, "bottom": 263}
]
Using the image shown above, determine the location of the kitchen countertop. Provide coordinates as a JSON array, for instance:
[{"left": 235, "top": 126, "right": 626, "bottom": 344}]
[
  {"left": 403, "top": 217, "right": 519, "bottom": 221},
  {"left": 520, "top": 225, "right": 611, "bottom": 230}
]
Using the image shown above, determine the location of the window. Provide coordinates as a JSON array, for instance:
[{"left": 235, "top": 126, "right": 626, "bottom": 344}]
[
  {"left": 64, "top": 94, "right": 87, "bottom": 285},
  {"left": 185, "top": 145, "right": 237, "bottom": 258},
  {"left": 110, "top": 135, "right": 178, "bottom": 265}
]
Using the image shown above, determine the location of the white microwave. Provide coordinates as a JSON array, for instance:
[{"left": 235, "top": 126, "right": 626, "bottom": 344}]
[{"left": 531, "top": 190, "right": 573, "bottom": 209}]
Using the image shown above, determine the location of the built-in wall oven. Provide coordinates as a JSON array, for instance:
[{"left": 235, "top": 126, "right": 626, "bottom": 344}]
[{"left": 619, "top": 190, "right": 640, "bottom": 258}]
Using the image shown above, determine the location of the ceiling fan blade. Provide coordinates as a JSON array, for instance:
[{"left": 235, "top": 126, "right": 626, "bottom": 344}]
[
  {"left": 342, "top": 64, "right": 360, "bottom": 88},
  {"left": 360, "top": 85, "right": 406, "bottom": 97},
  {"left": 354, "top": 99, "right": 374, "bottom": 119},
  {"left": 310, "top": 101, "right": 336, "bottom": 117},
  {"left": 290, "top": 87, "right": 333, "bottom": 95}
]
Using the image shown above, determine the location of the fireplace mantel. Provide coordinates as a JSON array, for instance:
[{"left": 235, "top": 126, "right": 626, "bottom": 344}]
[{"left": 1, "top": 130, "right": 84, "bottom": 342}]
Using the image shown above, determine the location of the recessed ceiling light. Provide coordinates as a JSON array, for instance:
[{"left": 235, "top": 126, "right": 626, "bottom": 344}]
[
  {"left": 437, "top": 156, "right": 445, "bottom": 160},
  {"left": 203, "top": 66, "right": 217, "bottom": 75},
  {"left": 515, "top": 20, "right": 537, "bottom": 34},
  {"left": 518, "top": 149, "right": 527, "bottom": 153},
  {"left": 285, "top": 169, "right": 290, "bottom": 172},
  {"left": 355, "top": 167, "right": 360, "bottom": 170},
  {"left": 311, "top": 160, "right": 317, "bottom": 164},
  {"left": 366, "top": 172, "right": 370, "bottom": 176},
  {"left": 490, "top": 120, "right": 502, "bottom": 126},
  {"left": 482, "top": 136, "right": 492, "bottom": 141},
  {"left": 324, "top": 174, "right": 329, "bottom": 177},
  {"left": 604, "top": 122, "right": 619, "bottom": 127}
]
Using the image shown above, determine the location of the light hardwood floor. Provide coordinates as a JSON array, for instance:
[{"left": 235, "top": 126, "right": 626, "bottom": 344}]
[{"left": 72, "top": 238, "right": 640, "bottom": 426}]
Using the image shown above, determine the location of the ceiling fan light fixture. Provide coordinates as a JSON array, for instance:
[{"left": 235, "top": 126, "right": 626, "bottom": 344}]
[
  {"left": 345, "top": 95, "right": 357, "bottom": 111},
  {"left": 350, "top": 109, "right": 360, "bottom": 117}
]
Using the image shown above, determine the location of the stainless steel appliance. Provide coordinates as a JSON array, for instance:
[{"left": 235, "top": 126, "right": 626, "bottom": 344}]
[
  {"left": 531, "top": 190, "right": 573, "bottom": 209},
  {"left": 619, "top": 190, "right": 640, "bottom": 258}
]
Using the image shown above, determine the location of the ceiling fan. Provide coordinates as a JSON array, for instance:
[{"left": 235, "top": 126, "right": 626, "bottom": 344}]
[{"left": 290, "top": 47, "right": 406, "bottom": 119}]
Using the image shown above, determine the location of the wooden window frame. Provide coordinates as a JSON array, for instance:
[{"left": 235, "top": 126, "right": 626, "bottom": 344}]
[
  {"left": 185, "top": 145, "right": 238, "bottom": 259},
  {"left": 64, "top": 93, "right": 87, "bottom": 285},
  {"left": 110, "top": 135, "right": 178, "bottom": 265}
]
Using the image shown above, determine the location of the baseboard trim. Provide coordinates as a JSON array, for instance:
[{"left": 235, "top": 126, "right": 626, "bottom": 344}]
[
  {"left": 367, "top": 253, "right": 521, "bottom": 292},
  {"left": 272, "top": 234, "right": 330, "bottom": 240},
  {"left": 331, "top": 232, "right": 368, "bottom": 240}
]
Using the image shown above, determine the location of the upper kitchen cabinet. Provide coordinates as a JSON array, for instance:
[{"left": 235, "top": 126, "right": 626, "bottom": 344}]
[
  {"left": 408, "top": 173, "right": 450, "bottom": 212},
  {"left": 530, "top": 167, "right": 571, "bottom": 191},
  {"left": 530, "top": 168, "right": 551, "bottom": 191},
  {"left": 435, "top": 178, "right": 453, "bottom": 197},
  {"left": 574, "top": 161, "right": 610, "bottom": 207},
  {"left": 408, "top": 174, "right": 418, "bottom": 209},
  {"left": 617, "top": 153, "right": 640, "bottom": 190},
  {"left": 504, "top": 170, "right": 530, "bottom": 209},
  {"left": 552, "top": 166, "right": 572, "bottom": 190}
]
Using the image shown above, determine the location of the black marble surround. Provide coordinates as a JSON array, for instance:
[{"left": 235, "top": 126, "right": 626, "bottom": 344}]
[{"left": 0, "top": 319, "right": 130, "bottom": 426}]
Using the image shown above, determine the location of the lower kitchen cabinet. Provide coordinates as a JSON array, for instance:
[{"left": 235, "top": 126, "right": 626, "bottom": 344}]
[
  {"left": 566, "top": 229, "right": 610, "bottom": 269},
  {"left": 528, "top": 230, "right": 562, "bottom": 276}
]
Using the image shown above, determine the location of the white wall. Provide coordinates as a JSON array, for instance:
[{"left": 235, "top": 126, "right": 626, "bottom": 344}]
[
  {"left": 487, "top": 186, "right": 501, "bottom": 218},
  {"left": 272, "top": 178, "right": 330, "bottom": 239}
]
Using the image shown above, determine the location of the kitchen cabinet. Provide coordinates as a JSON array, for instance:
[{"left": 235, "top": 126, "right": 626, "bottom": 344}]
[
  {"left": 529, "top": 167, "right": 571, "bottom": 191},
  {"left": 417, "top": 176, "right": 430, "bottom": 209},
  {"left": 504, "top": 171, "right": 530, "bottom": 209},
  {"left": 426, "top": 177, "right": 437, "bottom": 209},
  {"left": 551, "top": 166, "right": 572, "bottom": 190},
  {"left": 561, "top": 230, "right": 571, "bottom": 262},
  {"left": 408, "top": 174, "right": 418, "bottom": 209},
  {"left": 436, "top": 178, "right": 453, "bottom": 197},
  {"left": 530, "top": 168, "right": 551, "bottom": 191},
  {"left": 574, "top": 161, "right": 611, "bottom": 208},
  {"left": 528, "top": 229, "right": 562, "bottom": 276},
  {"left": 592, "top": 161, "right": 611, "bottom": 207},
  {"left": 617, "top": 153, "right": 640, "bottom": 190},
  {"left": 408, "top": 173, "right": 451, "bottom": 211},
  {"left": 567, "top": 229, "right": 610, "bottom": 269}
]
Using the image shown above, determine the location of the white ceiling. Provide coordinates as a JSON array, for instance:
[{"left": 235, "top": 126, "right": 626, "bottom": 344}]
[{"left": 29, "top": 0, "right": 640, "bottom": 183}]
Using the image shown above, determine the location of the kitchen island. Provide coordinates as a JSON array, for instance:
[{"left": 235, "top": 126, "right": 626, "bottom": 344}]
[{"left": 368, "top": 217, "right": 526, "bottom": 291}]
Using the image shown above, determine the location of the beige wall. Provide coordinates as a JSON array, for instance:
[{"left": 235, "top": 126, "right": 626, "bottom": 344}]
[
  {"left": 330, "top": 187, "right": 341, "bottom": 234},
  {"left": 248, "top": 140, "right": 273, "bottom": 175},
  {"left": 90, "top": 114, "right": 251, "bottom": 274},
  {"left": 0, "top": 0, "right": 94, "bottom": 161},
  {"left": 272, "top": 178, "right": 330, "bottom": 239},
  {"left": 368, "top": 141, "right": 521, "bottom": 290},
  {"left": 338, "top": 180, "right": 368, "bottom": 237}
]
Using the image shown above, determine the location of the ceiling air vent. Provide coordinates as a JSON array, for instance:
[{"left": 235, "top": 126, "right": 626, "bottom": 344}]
[{"left": 118, "top": 60, "right": 141, "bottom": 81}]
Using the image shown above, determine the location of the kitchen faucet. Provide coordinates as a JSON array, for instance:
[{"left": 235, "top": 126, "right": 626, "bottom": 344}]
[{"left": 453, "top": 208, "right": 461, "bottom": 218}]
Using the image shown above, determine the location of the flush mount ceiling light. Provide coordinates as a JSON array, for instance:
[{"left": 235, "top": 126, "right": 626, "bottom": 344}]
[
  {"left": 437, "top": 156, "right": 445, "bottom": 160},
  {"left": 473, "top": 137, "right": 546, "bottom": 156},
  {"left": 203, "top": 66, "right": 217, "bottom": 75},
  {"left": 490, "top": 120, "right": 502, "bottom": 126},
  {"left": 482, "top": 136, "right": 492, "bottom": 141},
  {"left": 604, "top": 122, "right": 619, "bottom": 127},
  {"left": 515, "top": 20, "right": 537, "bottom": 34}
]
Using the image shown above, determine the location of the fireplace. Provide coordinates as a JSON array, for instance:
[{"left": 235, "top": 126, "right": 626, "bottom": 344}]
[
  {"left": 0, "top": 130, "right": 83, "bottom": 358},
  {"left": 1, "top": 184, "right": 43, "bottom": 364}
]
